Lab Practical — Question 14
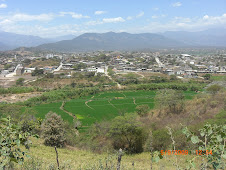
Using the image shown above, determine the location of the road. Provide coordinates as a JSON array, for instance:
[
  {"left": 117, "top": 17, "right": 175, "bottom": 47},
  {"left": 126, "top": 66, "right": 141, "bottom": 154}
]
[{"left": 104, "top": 66, "right": 122, "bottom": 89}]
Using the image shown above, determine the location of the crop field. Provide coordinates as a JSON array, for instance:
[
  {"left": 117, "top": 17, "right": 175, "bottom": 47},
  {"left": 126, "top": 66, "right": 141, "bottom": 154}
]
[{"left": 31, "top": 90, "right": 198, "bottom": 131}]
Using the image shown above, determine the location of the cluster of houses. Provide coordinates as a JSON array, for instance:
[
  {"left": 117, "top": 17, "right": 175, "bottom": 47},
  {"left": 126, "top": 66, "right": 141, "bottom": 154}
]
[{"left": 0, "top": 50, "right": 226, "bottom": 79}]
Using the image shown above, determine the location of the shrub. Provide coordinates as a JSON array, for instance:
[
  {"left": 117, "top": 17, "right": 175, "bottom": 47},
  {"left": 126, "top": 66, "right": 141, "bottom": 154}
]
[
  {"left": 41, "top": 112, "right": 66, "bottom": 147},
  {"left": 206, "top": 84, "right": 223, "bottom": 95},
  {"left": 108, "top": 113, "right": 147, "bottom": 153},
  {"left": 155, "top": 89, "right": 185, "bottom": 114},
  {"left": 16, "top": 78, "right": 25, "bottom": 86},
  {"left": 152, "top": 128, "right": 171, "bottom": 151},
  {"left": 136, "top": 104, "right": 150, "bottom": 116}
]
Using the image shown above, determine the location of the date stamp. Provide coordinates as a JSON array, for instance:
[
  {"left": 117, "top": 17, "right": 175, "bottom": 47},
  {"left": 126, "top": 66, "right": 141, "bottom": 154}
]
[
  {"left": 161, "top": 150, "right": 213, "bottom": 155},
  {"left": 161, "top": 150, "right": 188, "bottom": 155}
]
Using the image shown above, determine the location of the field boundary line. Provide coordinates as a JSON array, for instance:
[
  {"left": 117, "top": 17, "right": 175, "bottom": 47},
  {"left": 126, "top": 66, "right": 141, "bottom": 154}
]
[
  {"left": 60, "top": 101, "right": 77, "bottom": 119},
  {"left": 85, "top": 100, "right": 95, "bottom": 110},
  {"left": 108, "top": 99, "right": 117, "bottom": 109},
  {"left": 133, "top": 97, "right": 137, "bottom": 105}
]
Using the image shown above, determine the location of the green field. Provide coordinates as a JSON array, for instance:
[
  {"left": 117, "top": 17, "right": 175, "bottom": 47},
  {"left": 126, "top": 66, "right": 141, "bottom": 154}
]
[
  {"left": 210, "top": 75, "right": 226, "bottom": 81},
  {"left": 31, "top": 90, "right": 198, "bottom": 130}
]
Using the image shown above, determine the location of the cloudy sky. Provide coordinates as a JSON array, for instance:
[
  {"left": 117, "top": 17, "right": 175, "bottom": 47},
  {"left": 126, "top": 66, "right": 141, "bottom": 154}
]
[{"left": 0, "top": 0, "right": 226, "bottom": 38}]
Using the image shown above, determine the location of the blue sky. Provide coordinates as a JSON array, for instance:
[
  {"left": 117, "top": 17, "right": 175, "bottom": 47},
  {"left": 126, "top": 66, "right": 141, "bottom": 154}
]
[{"left": 0, "top": 0, "right": 226, "bottom": 38}]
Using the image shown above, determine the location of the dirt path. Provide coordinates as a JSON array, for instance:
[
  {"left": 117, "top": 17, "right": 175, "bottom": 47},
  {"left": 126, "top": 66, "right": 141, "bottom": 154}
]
[
  {"left": 108, "top": 99, "right": 117, "bottom": 108},
  {"left": 85, "top": 100, "right": 95, "bottom": 110},
  {"left": 135, "top": 72, "right": 145, "bottom": 78},
  {"left": 133, "top": 97, "right": 137, "bottom": 105},
  {"left": 121, "top": 92, "right": 126, "bottom": 97},
  {"left": 60, "top": 101, "right": 76, "bottom": 119},
  {"left": 60, "top": 101, "right": 79, "bottom": 135}
]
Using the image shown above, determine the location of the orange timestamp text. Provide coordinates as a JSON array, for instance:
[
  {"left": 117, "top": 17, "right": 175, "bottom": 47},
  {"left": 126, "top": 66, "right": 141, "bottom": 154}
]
[
  {"left": 161, "top": 150, "right": 188, "bottom": 155},
  {"left": 161, "top": 150, "right": 213, "bottom": 155}
]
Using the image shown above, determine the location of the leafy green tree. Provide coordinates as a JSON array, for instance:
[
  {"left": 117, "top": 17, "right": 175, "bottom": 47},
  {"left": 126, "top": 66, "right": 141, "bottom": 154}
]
[
  {"left": 41, "top": 112, "right": 65, "bottom": 147},
  {"left": 155, "top": 89, "right": 185, "bottom": 114},
  {"left": 0, "top": 117, "right": 32, "bottom": 168},
  {"left": 108, "top": 113, "right": 147, "bottom": 153},
  {"left": 183, "top": 123, "right": 226, "bottom": 169},
  {"left": 4, "top": 64, "right": 12, "bottom": 70},
  {"left": 203, "top": 74, "right": 211, "bottom": 80},
  {"left": 73, "top": 63, "right": 87, "bottom": 71},
  {"left": 31, "top": 68, "right": 44, "bottom": 76},
  {"left": 135, "top": 104, "right": 150, "bottom": 116},
  {"left": 16, "top": 78, "right": 25, "bottom": 86}
]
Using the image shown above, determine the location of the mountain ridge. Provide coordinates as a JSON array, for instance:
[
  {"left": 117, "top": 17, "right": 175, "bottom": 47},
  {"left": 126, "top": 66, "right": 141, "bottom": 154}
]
[{"left": 36, "top": 32, "right": 187, "bottom": 52}]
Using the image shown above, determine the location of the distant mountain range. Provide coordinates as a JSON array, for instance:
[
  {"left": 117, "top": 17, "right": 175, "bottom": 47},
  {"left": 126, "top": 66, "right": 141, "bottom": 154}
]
[
  {"left": 0, "top": 28, "right": 226, "bottom": 52},
  {"left": 36, "top": 32, "right": 186, "bottom": 52},
  {"left": 161, "top": 28, "right": 226, "bottom": 47},
  {"left": 0, "top": 31, "right": 76, "bottom": 50}
]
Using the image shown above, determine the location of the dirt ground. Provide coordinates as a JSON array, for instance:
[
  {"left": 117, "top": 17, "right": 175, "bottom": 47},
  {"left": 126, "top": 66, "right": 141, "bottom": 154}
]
[
  {"left": 0, "top": 92, "right": 43, "bottom": 103},
  {"left": 0, "top": 74, "right": 37, "bottom": 88}
]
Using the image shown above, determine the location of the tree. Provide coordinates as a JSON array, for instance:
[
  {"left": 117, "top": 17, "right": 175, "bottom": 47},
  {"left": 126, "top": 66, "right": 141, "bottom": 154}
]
[
  {"left": 108, "top": 113, "right": 147, "bottom": 153},
  {"left": 16, "top": 78, "right": 25, "bottom": 86},
  {"left": 203, "top": 74, "right": 211, "bottom": 80},
  {"left": 155, "top": 89, "right": 185, "bottom": 114},
  {"left": 41, "top": 112, "right": 65, "bottom": 147},
  {"left": 135, "top": 104, "right": 150, "bottom": 116},
  {"left": 73, "top": 63, "right": 87, "bottom": 71},
  {"left": 31, "top": 68, "right": 44, "bottom": 76},
  {"left": 4, "top": 64, "right": 12, "bottom": 70}
]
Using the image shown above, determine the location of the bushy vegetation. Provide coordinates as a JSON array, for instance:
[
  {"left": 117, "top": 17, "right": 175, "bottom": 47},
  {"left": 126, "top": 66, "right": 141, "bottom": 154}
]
[
  {"left": 155, "top": 89, "right": 185, "bottom": 115},
  {"left": 135, "top": 104, "right": 150, "bottom": 116},
  {"left": 109, "top": 113, "right": 147, "bottom": 153},
  {"left": 0, "top": 72, "right": 225, "bottom": 169},
  {"left": 16, "top": 78, "right": 25, "bottom": 86},
  {"left": 128, "top": 82, "right": 206, "bottom": 91},
  {"left": 0, "top": 117, "right": 33, "bottom": 169},
  {"left": 41, "top": 112, "right": 66, "bottom": 148},
  {"left": 0, "top": 86, "right": 44, "bottom": 94}
]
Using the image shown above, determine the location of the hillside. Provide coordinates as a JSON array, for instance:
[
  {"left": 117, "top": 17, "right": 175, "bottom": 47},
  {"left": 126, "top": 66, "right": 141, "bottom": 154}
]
[
  {"left": 36, "top": 32, "right": 187, "bottom": 52},
  {"left": 0, "top": 31, "right": 53, "bottom": 50}
]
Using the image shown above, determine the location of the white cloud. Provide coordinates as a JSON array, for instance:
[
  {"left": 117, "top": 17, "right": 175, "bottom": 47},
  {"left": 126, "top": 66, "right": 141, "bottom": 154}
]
[
  {"left": 138, "top": 13, "right": 226, "bottom": 33},
  {"left": 0, "top": 23, "right": 81, "bottom": 38},
  {"left": 11, "top": 13, "right": 54, "bottom": 22},
  {"left": 203, "top": 15, "right": 209, "bottom": 20},
  {"left": 151, "top": 15, "right": 158, "bottom": 19},
  {"left": 59, "top": 12, "right": 89, "bottom": 19},
  {"left": 151, "top": 14, "right": 167, "bottom": 19},
  {"left": 172, "top": 2, "right": 182, "bottom": 7},
  {"left": 103, "top": 17, "right": 125, "bottom": 23},
  {"left": 85, "top": 20, "right": 103, "bottom": 25},
  {"left": 86, "top": 17, "right": 125, "bottom": 25},
  {"left": 153, "top": 8, "right": 159, "bottom": 11},
  {"left": 94, "top": 11, "right": 106, "bottom": 15},
  {"left": 136, "top": 11, "right": 144, "bottom": 18},
  {"left": 127, "top": 16, "right": 133, "bottom": 20},
  {"left": 174, "top": 16, "right": 191, "bottom": 23},
  {"left": 0, "top": 19, "right": 12, "bottom": 24},
  {"left": 0, "top": 3, "right": 7, "bottom": 8}
]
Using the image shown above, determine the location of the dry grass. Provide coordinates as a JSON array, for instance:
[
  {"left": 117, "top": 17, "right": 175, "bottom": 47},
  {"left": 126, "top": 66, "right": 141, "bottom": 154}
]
[{"left": 13, "top": 138, "right": 206, "bottom": 170}]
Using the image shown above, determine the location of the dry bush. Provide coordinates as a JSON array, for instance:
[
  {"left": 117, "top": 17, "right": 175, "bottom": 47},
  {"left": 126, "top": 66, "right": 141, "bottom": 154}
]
[{"left": 41, "top": 111, "right": 66, "bottom": 147}]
